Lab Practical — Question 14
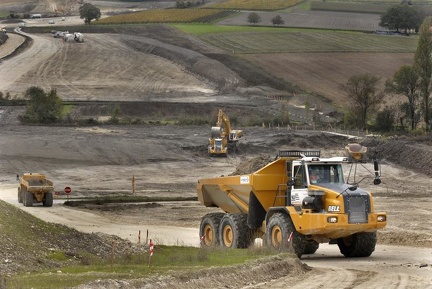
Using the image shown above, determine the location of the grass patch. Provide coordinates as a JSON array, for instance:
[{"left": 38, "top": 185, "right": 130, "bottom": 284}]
[
  {"left": 6, "top": 246, "right": 281, "bottom": 289},
  {"left": 172, "top": 25, "right": 418, "bottom": 54},
  {"left": 197, "top": 28, "right": 418, "bottom": 53},
  {"left": 172, "top": 23, "right": 286, "bottom": 34}
]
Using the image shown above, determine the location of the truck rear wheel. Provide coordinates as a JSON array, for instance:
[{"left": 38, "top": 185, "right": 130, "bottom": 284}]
[
  {"left": 24, "top": 190, "right": 33, "bottom": 207},
  {"left": 43, "top": 192, "right": 53, "bottom": 207},
  {"left": 200, "top": 213, "right": 224, "bottom": 247},
  {"left": 18, "top": 187, "right": 23, "bottom": 203},
  {"left": 219, "top": 213, "right": 252, "bottom": 248},
  {"left": 337, "top": 232, "right": 377, "bottom": 257},
  {"left": 266, "top": 212, "right": 305, "bottom": 258}
]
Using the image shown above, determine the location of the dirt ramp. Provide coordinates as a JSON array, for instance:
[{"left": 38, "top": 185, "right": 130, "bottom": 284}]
[{"left": 120, "top": 34, "right": 243, "bottom": 92}]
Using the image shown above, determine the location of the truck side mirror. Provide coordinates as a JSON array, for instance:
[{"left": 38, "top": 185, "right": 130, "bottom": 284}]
[{"left": 287, "top": 179, "right": 295, "bottom": 187}]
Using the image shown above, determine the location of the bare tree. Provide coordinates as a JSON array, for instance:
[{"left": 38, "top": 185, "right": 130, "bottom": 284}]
[
  {"left": 340, "top": 73, "right": 383, "bottom": 131},
  {"left": 414, "top": 16, "right": 432, "bottom": 131},
  {"left": 385, "top": 65, "right": 420, "bottom": 130}
]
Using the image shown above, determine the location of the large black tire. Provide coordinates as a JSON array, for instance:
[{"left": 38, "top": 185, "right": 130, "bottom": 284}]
[
  {"left": 266, "top": 212, "right": 305, "bottom": 258},
  {"left": 337, "top": 232, "right": 377, "bottom": 257},
  {"left": 43, "top": 192, "right": 53, "bottom": 207},
  {"left": 24, "top": 190, "right": 33, "bottom": 207},
  {"left": 303, "top": 240, "right": 319, "bottom": 255},
  {"left": 199, "top": 213, "right": 224, "bottom": 247},
  {"left": 18, "top": 187, "right": 23, "bottom": 204},
  {"left": 219, "top": 213, "right": 253, "bottom": 248}
]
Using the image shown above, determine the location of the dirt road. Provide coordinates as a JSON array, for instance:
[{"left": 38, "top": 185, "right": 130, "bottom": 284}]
[
  {"left": 1, "top": 180, "right": 432, "bottom": 289},
  {"left": 0, "top": 183, "right": 201, "bottom": 246},
  {"left": 1, "top": 123, "right": 432, "bottom": 288}
]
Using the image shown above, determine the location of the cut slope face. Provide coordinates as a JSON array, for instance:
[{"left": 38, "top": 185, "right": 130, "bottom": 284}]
[{"left": 4, "top": 33, "right": 232, "bottom": 101}]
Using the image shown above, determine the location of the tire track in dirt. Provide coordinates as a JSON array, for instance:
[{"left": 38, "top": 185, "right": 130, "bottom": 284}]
[
  {"left": 247, "top": 266, "right": 356, "bottom": 289},
  {"left": 0, "top": 31, "right": 61, "bottom": 95},
  {"left": 2, "top": 31, "right": 216, "bottom": 100},
  {"left": 48, "top": 33, "right": 216, "bottom": 101}
]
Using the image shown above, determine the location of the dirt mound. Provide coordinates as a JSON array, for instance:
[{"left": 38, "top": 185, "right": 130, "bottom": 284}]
[
  {"left": 73, "top": 254, "right": 310, "bottom": 289},
  {"left": 362, "top": 136, "right": 432, "bottom": 177},
  {"left": 230, "top": 154, "right": 274, "bottom": 175},
  {"left": 0, "top": 200, "right": 139, "bottom": 274}
]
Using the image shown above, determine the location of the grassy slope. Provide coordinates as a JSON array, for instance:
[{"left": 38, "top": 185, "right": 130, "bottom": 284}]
[{"left": 0, "top": 199, "right": 287, "bottom": 288}]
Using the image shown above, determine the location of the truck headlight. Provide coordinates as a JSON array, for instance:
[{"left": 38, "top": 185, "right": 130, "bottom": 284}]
[
  {"left": 377, "top": 215, "right": 386, "bottom": 222},
  {"left": 327, "top": 217, "right": 338, "bottom": 223}
]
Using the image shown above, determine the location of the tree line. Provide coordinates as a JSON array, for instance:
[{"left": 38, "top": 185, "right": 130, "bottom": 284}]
[
  {"left": 245, "top": 4, "right": 431, "bottom": 133},
  {"left": 340, "top": 12, "right": 432, "bottom": 133}
]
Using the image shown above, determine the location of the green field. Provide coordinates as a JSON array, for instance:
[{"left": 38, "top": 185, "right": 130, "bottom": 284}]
[{"left": 174, "top": 25, "right": 418, "bottom": 53}]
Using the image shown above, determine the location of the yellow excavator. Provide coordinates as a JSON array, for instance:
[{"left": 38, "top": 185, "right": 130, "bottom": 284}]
[
  {"left": 198, "top": 143, "right": 386, "bottom": 258},
  {"left": 208, "top": 109, "right": 243, "bottom": 157}
]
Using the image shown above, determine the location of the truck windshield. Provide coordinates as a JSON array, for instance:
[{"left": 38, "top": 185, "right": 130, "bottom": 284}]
[{"left": 308, "top": 164, "right": 344, "bottom": 184}]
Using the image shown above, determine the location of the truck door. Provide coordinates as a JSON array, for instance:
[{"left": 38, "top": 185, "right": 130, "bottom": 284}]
[{"left": 287, "top": 162, "right": 308, "bottom": 206}]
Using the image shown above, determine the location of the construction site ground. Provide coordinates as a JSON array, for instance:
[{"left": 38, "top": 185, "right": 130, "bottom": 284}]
[{"left": 1, "top": 1, "right": 432, "bottom": 288}]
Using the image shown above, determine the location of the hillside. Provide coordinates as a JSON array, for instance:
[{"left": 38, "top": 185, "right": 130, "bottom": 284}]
[{"left": 0, "top": 199, "right": 136, "bottom": 274}]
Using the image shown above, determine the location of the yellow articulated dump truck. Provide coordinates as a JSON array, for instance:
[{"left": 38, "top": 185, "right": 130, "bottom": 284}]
[
  {"left": 197, "top": 144, "right": 387, "bottom": 258},
  {"left": 18, "top": 173, "right": 54, "bottom": 207}
]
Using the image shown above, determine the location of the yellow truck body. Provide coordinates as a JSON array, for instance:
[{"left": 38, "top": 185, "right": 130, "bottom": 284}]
[
  {"left": 18, "top": 173, "right": 54, "bottom": 207},
  {"left": 197, "top": 145, "right": 387, "bottom": 258}
]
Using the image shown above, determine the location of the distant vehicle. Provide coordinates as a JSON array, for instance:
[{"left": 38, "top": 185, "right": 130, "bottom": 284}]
[
  {"left": 62, "top": 17, "right": 65, "bottom": 21},
  {"left": 30, "top": 14, "right": 42, "bottom": 19},
  {"left": 18, "top": 22, "right": 26, "bottom": 27},
  {"left": 53, "top": 30, "right": 69, "bottom": 38},
  {"left": 18, "top": 173, "right": 54, "bottom": 207},
  {"left": 48, "top": 20, "right": 55, "bottom": 24}
]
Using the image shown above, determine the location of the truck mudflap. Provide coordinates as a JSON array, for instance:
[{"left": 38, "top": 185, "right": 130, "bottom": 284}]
[{"left": 283, "top": 207, "right": 387, "bottom": 239}]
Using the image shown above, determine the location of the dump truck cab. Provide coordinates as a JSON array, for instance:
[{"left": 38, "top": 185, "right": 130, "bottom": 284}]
[
  {"left": 197, "top": 144, "right": 387, "bottom": 258},
  {"left": 288, "top": 154, "right": 346, "bottom": 206}
]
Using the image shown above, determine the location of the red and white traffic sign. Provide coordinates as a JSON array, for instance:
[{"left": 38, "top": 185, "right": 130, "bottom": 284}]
[{"left": 64, "top": 186, "right": 72, "bottom": 195}]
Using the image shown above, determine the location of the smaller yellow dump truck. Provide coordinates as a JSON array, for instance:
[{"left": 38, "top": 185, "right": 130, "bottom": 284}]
[{"left": 18, "top": 173, "right": 54, "bottom": 207}]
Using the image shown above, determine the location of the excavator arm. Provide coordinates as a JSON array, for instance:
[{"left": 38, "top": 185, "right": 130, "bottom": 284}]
[{"left": 216, "top": 109, "right": 243, "bottom": 142}]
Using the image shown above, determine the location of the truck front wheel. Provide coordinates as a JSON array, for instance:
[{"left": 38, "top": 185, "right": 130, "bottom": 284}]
[
  {"left": 219, "top": 213, "right": 252, "bottom": 248},
  {"left": 266, "top": 212, "right": 305, "bottom": 258},
  {"left": 200, "top": 213, "right": 224, "bottom": 247},
  {"left": 337, "top": 232, "right": 377, "bottom": 257}
]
